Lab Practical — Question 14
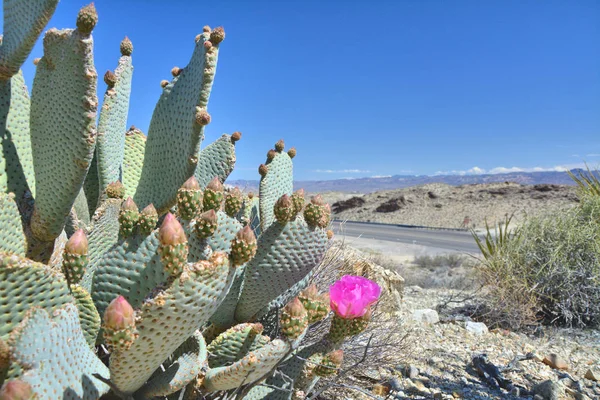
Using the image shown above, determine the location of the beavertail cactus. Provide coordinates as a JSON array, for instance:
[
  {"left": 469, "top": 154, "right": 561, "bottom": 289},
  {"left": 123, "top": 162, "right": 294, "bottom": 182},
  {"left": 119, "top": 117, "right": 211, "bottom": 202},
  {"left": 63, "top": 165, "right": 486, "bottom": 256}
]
[
  {"left": 138, "top": 203, "right": 158, "bottom": 235},
  {"left": 194, "top": 209, "right": 218, "bottom": 239},
  {"left": 204, "top": 176, "right": 224, "bottom": 211},
  {"left": 299, "top": 284, "right": 330, "bottom": 324},
  {"left": 119, "top": 197, "right": 139, "bottom": 237},
  {"left": 102, "top": 295, "right": 138, "bottom": 352},
  {"left": 280, "top": 297, "right": 309, "bottom": 339},
  {"left": 230, "top": 225, "right": 257, "bottom": 266},
  {"left": 177, "top": 176, "right": 202, "bottom": 220},
  {"left": 314, "top": 350, "right": 343, "bottom": 377},
  {"left": 62, "top": 229, "right": 89, "bottom": 285},
  {"left": 158, "top": 213, "right": 188, "bottom": 277},
  {"left": 224, "top": 187, "right": 243, "bottom": 217}
]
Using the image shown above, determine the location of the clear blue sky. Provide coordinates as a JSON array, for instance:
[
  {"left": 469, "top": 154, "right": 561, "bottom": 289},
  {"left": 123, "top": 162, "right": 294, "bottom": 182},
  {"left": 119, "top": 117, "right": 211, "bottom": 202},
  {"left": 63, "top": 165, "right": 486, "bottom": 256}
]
[{"left": 7, "top": 0, "right": 600, "bottom": 181}]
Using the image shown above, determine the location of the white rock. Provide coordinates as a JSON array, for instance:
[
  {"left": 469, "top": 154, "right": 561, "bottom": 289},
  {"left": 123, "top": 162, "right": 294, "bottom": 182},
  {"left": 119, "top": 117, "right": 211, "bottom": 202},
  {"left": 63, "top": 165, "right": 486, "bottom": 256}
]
[
  {"left": 412, "top": 309, "right": 440, "bottom": 325},
  {"left": 465, "top": 321, "right": 488, "bottom": 336}
]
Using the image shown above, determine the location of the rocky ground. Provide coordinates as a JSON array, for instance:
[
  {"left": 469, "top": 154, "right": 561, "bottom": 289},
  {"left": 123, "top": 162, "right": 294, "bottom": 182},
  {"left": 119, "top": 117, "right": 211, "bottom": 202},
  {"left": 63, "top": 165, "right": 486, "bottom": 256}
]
[
  {"left": 316, "top": 246, "right": 600, "bottom": 400},
  {"left": 320, "top": 182, "right": 579, "bottom": 229}
]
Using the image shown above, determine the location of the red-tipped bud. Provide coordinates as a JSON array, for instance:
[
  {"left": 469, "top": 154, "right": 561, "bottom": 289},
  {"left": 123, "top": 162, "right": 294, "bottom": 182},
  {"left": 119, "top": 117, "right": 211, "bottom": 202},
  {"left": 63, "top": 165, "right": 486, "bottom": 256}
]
[
  {"left": 203, "top": 41, "right": 213, "bottom": 50},
  {"left": 104, "top": 70, "right": 117, "bottom": 87},
  {"left": 120, "top": 36, "right": 133, "bottom": 56},
  {"left": 258, "top": 164, "right": 268, "bottom": 177},
  {"left": 65, "top": 229, "right": 88, "bottom": 256},
  {"left": 159, "top": 213, "right": 186, "bottom": 246},
  {"left": 280, "top": 297, "right": 309, "bottom": 339},
  {"left": 103, "top": 296, "right": 135, "bottom": 331},
  {"left": 285, "top": 297, "right": 306, "bottom": 317},
  {"left": 194, "top": 209, "right": 218, "bottom": 239},
  {"left": 195, "top": 108, "right": 211, "bottom": 126},
  {"left": 76, "top": 3, "right": 98, "bottom": 34},
  {"left": 181, "top": 176, "right": 200, "bottom": 190},
  {"left": 0, "top": 380, "right": 33, "bottom": 400},
  {"left": 311, "top": 194, "right": 325, "bottom": 206},
  {"left": 207, "top": 177, "right": 223, "bottom": 192},
  {"left": 248, "top": 192, "right": 255, "bottom": 199},
  {"left": 300, "top": 284, "right": 319, "bottom": 299},
  {"left": 326, "top": 349, "right": 344, "bottom": 366},
  {"left": 231, "top": 226, "right": 257, "bottom": 266},
  {"left": 122, "top": 197, "right": 137, "bottom": 211},
  {"left": 171, "top": 66, "right": 182, "bottom": 77},
  {"left": 210, "top": 26, "right": 225, "bottom": 44},
  {"left": 275, "top": 139, "right": 285, "bottom": 152}
]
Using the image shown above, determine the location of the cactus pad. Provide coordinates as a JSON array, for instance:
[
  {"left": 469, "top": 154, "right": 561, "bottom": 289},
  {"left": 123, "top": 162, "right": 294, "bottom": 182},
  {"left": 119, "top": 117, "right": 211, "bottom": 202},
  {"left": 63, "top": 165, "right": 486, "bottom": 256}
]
[
  {"left": 0, "top": 254, "right": 72, "bottom": 340},
  {"left": 70, "top": 284, "right": 100, "bottom": 348},
  {"left": 8, "top": 304, "right": 110, "bottom": 398},
  {"left": 0, "top": 193, "right": 26, "bottom": 256},
  {"left": 259, "top": 145, "right": 293, "bottom": 232},
  {"left": 194, "top": 133, "right": 237, "bottom": 189},
  {"left": 207, "top": 323, "right": 269, "bottom": 368},
  {"left": 234, "top": 218, "right": 330, "bottom": 322},
  {"left": 203, "top": 339, "right": 289, "bottom": 391},
  {"left": 29, "top": 26, "right": 98, "bottom": 241},
  {"left": 109, "top": 253, "right": 236, "bottom": 394},
  {"left": 122, "top": 126, "right": 146, "bottom": 198}
]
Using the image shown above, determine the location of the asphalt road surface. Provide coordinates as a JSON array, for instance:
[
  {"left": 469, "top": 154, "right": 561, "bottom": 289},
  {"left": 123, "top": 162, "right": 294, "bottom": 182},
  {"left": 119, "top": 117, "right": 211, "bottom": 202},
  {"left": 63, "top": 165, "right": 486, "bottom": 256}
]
[{"left": 331, "top": 220, "right": 482, "bottom": 254}]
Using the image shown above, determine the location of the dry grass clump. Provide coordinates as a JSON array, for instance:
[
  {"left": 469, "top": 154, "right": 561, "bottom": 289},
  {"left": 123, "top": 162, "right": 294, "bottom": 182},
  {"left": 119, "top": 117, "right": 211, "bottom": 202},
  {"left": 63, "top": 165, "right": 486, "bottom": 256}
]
[{"left": 474, "top": 193, "right": 600, "bottom": 330}]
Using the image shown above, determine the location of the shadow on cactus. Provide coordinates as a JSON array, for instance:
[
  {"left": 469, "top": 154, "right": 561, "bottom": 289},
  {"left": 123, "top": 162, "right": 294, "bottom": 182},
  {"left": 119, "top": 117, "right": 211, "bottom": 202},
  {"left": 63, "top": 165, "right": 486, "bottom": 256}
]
[{"left": 0, "top": 2, "right": 384, "bottom": 399}]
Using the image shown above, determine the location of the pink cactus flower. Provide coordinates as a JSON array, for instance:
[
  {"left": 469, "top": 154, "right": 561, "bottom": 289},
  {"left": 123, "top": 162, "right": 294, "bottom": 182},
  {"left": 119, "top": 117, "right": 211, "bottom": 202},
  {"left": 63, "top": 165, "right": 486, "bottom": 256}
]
[{"left": 329, "top": 275, "right": 381, "bottom": 319}]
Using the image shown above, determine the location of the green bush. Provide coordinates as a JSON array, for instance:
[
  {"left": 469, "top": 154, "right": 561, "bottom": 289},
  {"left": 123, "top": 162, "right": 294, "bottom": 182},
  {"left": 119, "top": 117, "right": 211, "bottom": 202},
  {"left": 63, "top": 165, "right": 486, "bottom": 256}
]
[{"left": 476, "top": 194, "right": 600, "bottom": 329}]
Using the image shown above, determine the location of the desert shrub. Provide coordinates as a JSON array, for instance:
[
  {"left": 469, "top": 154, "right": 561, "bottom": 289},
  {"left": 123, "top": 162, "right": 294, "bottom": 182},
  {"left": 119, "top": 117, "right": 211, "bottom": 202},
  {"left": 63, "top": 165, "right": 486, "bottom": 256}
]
[
  {"left": 413, "top": 253, "right": 467, "bottom": 269},
  {"left": 476, "top": 194, "right": 600, "bottom": 329}
]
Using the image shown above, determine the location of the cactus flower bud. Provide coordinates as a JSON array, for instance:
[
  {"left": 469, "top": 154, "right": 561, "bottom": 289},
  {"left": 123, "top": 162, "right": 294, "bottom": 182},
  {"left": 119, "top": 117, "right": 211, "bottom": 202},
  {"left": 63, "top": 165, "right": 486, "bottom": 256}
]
[
  {"left": 62, "top": 229, "right": 89, "bottom": 285},
  {"left": 274, "top": 194, "right": 295, "bottom": 224},
  {"left": 160, "top": 80, "right": 169, "bottom": 88},
  {"left": 0, "top": 380, "right": 33, "bottom": 400},
  {"left": 33, "top": 58, "right": 40, "bottom": 66},
  {"left": 291, "top": 188, "right": 305, "bottom": 216},
  {"left": 158, "top": 213, "right": 188, "bottom": 277},
  {"left": 120, "top": 36, "right": 133, "bottom": 56},
  {"left": 106, "top": 181, "right": 125, "bottom": 199},
  {"left": 210, "top": 26, "right": 225, "bottom": 44},
  {"left": 203, "top": 41, "right": 213, "bottom": 50},
  {"left": 230, "top": 226, "right": 257, "bottom": 266},
  {"left": 177, "top": 176, "right": 203, "bottom": 220},
  {"left": 231, "top": 131, "right": 242, "bottom": 142},
  {"left": 287, "top": 147, "right": 297, "bottom": 158},
  {"left": 298, "top": 284, "right": 331, "bottom": 324},
  {"left": 76, "top": 3, "right": 98, "bottom": 34},
  {"left": 104, "top": 70, "right": 116, "bottom": 87},
  {"left": 119, "top": 197, "right": 139, "bottom": 237},
  {"left": 102, "top": 296, "right": 138, "bottom": 352},
  {"left": 194, "top": 210, "right": 218, "bottom": 239},
  {"left": 275, "top": 139, "right": 285, "bottom": 152},
  {"left": 280, "top": 297, "right": 308, "bottom": 339},
  {"left": 224, "top": 187, "right": 243, "bottom": 217},
  {"left": 315, "top": 350, "right": 343, "bottom": 376},
  {"left": 258, "top": 164, "right": 268, "bottom": 177},
  {"left": 304, "top": 194, "right": 330, "bottom": 228},
  {"left": 138, "top": 204, "right": 158, "bottom": 235},
  {"left": 203, "top": 177, "right": 224, "bottom": 211},
  {"left": 203, "top": 25, "right": 211, "bottom": 33},
  {"left": 171, "top": 66, "right": 182, "bottom": 77},
  {"left": 311, "top": 194, "right": 325, "bottom": 206},
  {"left": 195, "top": 107, "right": 211, "bottom": 126},
  {"left": 266, "top": 149, "right": 277, "bottom": 161}
]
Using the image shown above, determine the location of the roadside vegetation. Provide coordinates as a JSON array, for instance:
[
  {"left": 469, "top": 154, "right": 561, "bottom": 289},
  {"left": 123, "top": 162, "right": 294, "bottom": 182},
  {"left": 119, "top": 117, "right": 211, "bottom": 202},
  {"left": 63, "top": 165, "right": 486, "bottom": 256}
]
[{"left": 473, "top": 169, "right": 600, "bottom": 330}]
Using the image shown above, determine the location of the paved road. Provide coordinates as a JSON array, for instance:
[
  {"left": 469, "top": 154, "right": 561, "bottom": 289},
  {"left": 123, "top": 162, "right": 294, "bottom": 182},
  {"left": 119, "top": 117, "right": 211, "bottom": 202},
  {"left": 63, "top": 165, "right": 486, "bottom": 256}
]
[{"left": 331, "top": 220, "right": 481, "bottom": 253}]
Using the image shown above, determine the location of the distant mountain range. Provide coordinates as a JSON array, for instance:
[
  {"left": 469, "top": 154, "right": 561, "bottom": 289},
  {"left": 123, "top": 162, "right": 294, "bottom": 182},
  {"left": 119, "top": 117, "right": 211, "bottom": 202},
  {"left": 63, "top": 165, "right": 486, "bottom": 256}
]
[{"left": 228, "top": 168, "right": 599, "bottom": 194}]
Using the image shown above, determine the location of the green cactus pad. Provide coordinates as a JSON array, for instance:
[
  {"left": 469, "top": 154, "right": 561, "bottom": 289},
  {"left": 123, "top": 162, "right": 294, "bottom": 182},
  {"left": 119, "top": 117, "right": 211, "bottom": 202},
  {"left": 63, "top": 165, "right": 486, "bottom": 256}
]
[
  {"left": 194, "top": 133, "right": 237, "bottom": 189},
  {"left": 259, "top": 149, "right": 293, "bottom": 232},
  {"left": 234, "top": 218, "right": 330, "bottom": 322},
  {"left": 203, "top": 339, "right": 289, "bottom": 391},
  {"left": 0, "top": 0, "right": 59, "bottom": 79},
  {"left": 0, "top": 192, "right": 26, "bottom": 256},
  {"left": 70, "top": 284, "right": 100, "bottom": 348},
  {"left": 0, "top": 72, "right": 35, "bottom": 203},
  {"left": 8, "top": 304, "right": 110, "bottom": 398},
  {"left": 137, "top": 331, "right": 207, "bottom": 398},
  {"left": 90, "top": 231, "right": 166, "bottom": 317},
  {"left": 0, "top": 254, "right": 73, "bottom": 340},
  {"left": 29, "top": 27, "right": 98, "bottom": 241},
  {"left": 240, "top": 195, "right": 261, "bottom": 237},
  {"left": 70, "top": 188, "right": 91, "bottom": 230},
  {"left": 83, "top": 153, "right": 100, "bottom": 215},
  {"left": 122, "top": 126, "right": 146, "bottom": 199},
  {"left": 97, "top": 54, "right": 133, "bottom": 202},
  {"left": 207, "top": 323, "right": 269, "bottom": 368},
  {"left": 133, "top": 30, "right": 221, "bottom": 213},
  {"left": 80, "top": 198, "right": 121, "bottom": 291},
  {"left": 209, "top": 267, "right": 245, "bottom": 330},
  {"left": 109, "top": 254, "right": 236, "bottom": 394}
]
